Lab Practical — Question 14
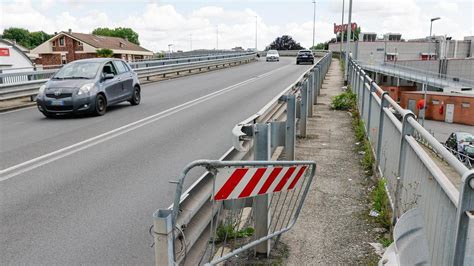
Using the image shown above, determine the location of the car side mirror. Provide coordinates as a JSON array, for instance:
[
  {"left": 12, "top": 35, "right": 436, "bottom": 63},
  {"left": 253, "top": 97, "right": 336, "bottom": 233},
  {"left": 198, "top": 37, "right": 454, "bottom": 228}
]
[{"left": 103, "top": 73, "right": 114, "bottom": 80}]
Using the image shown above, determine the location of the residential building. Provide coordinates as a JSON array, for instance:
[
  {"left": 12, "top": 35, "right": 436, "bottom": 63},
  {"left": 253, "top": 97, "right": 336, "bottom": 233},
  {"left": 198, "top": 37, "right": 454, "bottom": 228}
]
[{"left": 31, "top": 30, "right": 153, "bottom": 66}]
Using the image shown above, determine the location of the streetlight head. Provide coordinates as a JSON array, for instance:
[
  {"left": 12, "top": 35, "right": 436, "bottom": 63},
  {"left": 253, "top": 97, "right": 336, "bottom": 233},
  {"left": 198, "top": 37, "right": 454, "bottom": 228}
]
[{"left": 431, "top": 17, "right": 441, "bottom": 21}]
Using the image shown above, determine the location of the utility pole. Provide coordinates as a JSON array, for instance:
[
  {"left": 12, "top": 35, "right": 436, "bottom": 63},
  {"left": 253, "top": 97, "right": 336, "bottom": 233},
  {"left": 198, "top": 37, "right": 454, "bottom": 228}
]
[
  {"left": 344, "top": 0, "right": 352, "bottom": 83},
  {"left": 312, "top": 0, "right": 316, "bottom": 49},
  {"left": 340, "top": 0, "right": 344, "bottom": 59}
]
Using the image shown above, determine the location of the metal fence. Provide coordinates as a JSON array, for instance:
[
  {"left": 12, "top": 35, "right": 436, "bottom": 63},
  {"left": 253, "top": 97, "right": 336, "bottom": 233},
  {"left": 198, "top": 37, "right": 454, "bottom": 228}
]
[
  {"left": 357, "top": 60, "right": 474, "bottom": 90},
  {"left": 0, "top": 53, "right": 256, "bottom": 101},
  {"left": 152, "top": 52, "right": 332, "bottom": 265},
  {"left": 347, "top": 57, "right": 474, "bottom": 265}
]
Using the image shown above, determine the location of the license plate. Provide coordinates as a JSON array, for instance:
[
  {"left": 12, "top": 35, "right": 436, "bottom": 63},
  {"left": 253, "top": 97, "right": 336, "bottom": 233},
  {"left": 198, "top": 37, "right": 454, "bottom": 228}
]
[{"left": 50, "top": 100, "right": 64, "bottom": 106}]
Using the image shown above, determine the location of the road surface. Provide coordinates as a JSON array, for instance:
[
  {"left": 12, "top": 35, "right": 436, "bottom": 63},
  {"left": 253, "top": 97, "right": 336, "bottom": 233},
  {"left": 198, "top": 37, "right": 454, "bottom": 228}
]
[{"left": 0, "top": 57, "right": 313, "bottom": 264}]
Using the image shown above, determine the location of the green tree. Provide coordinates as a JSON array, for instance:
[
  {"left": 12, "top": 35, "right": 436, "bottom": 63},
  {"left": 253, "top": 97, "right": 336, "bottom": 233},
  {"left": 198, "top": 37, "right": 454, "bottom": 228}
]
[
  {"left": 1, "top": 27, "right": 31, "bottom": 48},
  {"left": 267, "top": 35, "right": 304, "bottom": 50},
  {"left": 96, "top": 48, "right": 114, "bottom": 58},
  {"left": 29, "top": 31, "right": 52, "bottom": 48},
  {"left": 310, "top": 42, "right": 328, "bottom": 50},
  {"left": 92, "top": 27, "right": 140, "bottom": 45}
]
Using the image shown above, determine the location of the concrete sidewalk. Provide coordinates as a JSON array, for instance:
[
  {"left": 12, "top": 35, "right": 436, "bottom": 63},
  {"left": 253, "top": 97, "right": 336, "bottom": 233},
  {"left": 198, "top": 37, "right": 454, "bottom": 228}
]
[{"left": 281, "top": 59, "right": 380, "bottom": 264}]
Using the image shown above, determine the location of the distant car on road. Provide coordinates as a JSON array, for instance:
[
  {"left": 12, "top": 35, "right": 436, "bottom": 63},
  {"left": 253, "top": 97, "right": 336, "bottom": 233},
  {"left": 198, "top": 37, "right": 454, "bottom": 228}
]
[
  {"left": 36, "top": 58, "right": 141, "bottom": 117},
  {"left": 445, "top": 132, "right": 474, "bottom": 154},
  {"left": 296, "top": 50, "right": 314, "bottom": 65},
  {"left": 266, "top": 50, "right": 280, "bottom": 62}
]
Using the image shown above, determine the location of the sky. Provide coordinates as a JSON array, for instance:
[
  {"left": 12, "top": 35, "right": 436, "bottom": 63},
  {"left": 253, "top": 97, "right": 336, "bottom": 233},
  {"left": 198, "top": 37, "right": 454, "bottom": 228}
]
[{"left": 1, "top": 0, "right": 473, "bottom": 52}]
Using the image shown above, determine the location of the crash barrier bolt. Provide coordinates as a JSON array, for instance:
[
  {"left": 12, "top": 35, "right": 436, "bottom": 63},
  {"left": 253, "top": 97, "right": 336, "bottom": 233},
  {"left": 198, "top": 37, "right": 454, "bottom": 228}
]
[
  {"left": 253, "top": 123, "right": 271, "bottom": 256},
  {"left": 376, "top": 92, "right": 390, "bottom": 165},
  {"left": 453, "top": 171, "right": 474, "bottom": 265},
  {"left": 394, "top": 111, "right": 416, "bottom": 222},
  {"left": 299, "top": 81, "right": 308, "bottom": 138},
  {"left": 286, "top": 95, "right": 296, "bottom": 160}
]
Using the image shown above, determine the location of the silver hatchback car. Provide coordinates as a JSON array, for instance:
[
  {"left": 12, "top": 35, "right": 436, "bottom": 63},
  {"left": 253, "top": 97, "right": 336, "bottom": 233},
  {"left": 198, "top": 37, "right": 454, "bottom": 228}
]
[{"left": 36, "top": 58, "right": 141, "bottom": 117}]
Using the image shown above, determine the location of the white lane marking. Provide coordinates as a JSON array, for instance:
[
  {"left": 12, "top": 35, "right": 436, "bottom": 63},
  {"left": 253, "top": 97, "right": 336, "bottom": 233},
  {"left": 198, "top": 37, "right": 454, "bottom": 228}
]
[
  {"left": 0, "top": 64, "right": 292, "bottom": 182},
  {"left": 0, "top": 106, "right": 36, "bottom": 115}
]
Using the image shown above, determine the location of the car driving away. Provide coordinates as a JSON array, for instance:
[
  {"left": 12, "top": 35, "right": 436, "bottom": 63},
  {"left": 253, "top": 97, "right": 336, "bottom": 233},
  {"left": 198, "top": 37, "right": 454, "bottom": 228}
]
[
  {"left": 36, "top": 58, "right": 141, "bottom": 117},
  {"left": 266, "top": 50, "right": 280, "bottom": 62},
  {"left": 296, "top": 49, "right": 314, "bottom": 65}
]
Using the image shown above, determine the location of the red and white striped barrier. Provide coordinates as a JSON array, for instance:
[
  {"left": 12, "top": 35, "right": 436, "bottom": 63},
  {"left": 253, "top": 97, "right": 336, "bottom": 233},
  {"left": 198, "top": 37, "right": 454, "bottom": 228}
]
[{"left": 213, "top": 165, "right": 309, "bottom": 201}]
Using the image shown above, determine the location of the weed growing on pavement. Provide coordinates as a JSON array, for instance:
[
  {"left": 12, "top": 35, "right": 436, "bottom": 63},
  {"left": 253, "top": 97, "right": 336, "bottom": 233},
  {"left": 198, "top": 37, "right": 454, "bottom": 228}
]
[
  {"left": 371, "top": 178, "right": 391, "bottom": 229},
  {"left": 331, "top": 90, "right": 356, "bottom": 110},
  {"left": 215, "top": 224, "right": 254, "bottom": 243},
  {"left": 362, "top": 141, "right": 375, "bottom": 175}
]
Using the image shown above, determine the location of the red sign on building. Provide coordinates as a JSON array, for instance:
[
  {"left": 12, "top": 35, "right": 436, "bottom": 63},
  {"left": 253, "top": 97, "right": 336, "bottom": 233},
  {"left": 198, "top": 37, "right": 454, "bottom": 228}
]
[
  {"left": 0, "top": 48, "right": 10, "bottom": 56},
  {"left": 334, "top": 23, "right": 358, "bottom": 34}
]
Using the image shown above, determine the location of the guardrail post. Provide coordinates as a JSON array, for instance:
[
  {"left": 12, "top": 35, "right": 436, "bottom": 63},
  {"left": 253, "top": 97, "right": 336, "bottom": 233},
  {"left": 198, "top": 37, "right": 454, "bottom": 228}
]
[
  {"left": 394, "top": 112, "right": 415, "bottom": 222},
  {"left": 376, "top": 92, "right": 389, "bottom": 165},
  {"left": 286, "top": 95, "right": 296, "bottom": 160},
  {"left": 153, "top": 209, "right": 175, "bottom": 266},
  {"left": 253, "top": 123, "right": 271, "bottom": 256},
  {"left": 299, "top": 81, "right": 308, "bottom": 138},
  {"left": 453, "top": 171, "right": 474, "bottom": 265},
  {"left": 308, "top": 73, "right": 314, "bottom": 117}
]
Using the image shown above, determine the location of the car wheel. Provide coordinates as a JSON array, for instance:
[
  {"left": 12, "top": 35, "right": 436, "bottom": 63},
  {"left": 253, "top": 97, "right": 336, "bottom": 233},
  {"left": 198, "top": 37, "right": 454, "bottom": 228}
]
[
  {"left": 94, "top": 94, "right": 107, "bottom": 116},
  {"left": 42, "top": 111, "right": 55, "bottom": 118},
  {"left": 311, "top": 60, "right": 314, "bottom": 64},
  {"left": 296, "top": 61, "right": 299, "bottom": 65},
  {"left": 130, "top": 86, "right": 141, "bottom": 106}
]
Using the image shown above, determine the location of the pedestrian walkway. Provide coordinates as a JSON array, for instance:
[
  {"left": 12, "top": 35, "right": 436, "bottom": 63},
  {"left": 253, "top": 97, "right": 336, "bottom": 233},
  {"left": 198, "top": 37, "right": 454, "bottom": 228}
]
[{"left": 281, "top": 59, "right": 380, "bottom": 264}]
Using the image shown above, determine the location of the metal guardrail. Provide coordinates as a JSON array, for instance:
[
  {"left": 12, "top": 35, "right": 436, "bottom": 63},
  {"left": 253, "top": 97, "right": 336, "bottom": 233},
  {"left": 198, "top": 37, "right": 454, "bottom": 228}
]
[
  {"left": 152, "top": 51, "right": 332, "bottom": 265},
  {"left": 0, "top": 53, "right": 256, "bottom": 101},
  {"left": 347, "top": 57, "right": 474, "bottom": 265}
]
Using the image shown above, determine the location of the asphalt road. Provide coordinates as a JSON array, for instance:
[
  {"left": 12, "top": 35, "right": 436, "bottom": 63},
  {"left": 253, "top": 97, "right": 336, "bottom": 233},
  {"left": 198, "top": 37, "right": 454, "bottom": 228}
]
[{"left": 0, "top": 57, "right": 313, "bottom": 264}]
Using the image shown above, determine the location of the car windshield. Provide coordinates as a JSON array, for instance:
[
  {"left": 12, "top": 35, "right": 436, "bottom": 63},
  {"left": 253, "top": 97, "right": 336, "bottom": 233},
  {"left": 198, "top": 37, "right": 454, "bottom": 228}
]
[
  {"left": 465, "top": 146, "right": 474, "bottom": 153},
  {"left": 299, "top": 50, "right": 312, "bottom": 55},
  {"left": 268, "top": 50, "right": 278, "bottom": 54},
  {"left": 53, "top": 62, "right": 101, "bottom": 79}
]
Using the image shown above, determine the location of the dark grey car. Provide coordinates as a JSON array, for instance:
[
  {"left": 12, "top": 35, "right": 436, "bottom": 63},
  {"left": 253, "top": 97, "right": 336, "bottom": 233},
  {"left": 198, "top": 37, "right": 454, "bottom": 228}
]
[{"left": 36, "top": 58, "right": 141, "bottom": 117}]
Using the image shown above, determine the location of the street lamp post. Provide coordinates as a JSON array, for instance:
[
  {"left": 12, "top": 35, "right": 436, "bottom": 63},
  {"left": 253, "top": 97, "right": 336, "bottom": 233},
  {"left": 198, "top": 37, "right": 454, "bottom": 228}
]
[
  {"left": 216, "top": 25, "right": 219, "bottom": 50},
  {"left": 344, "top": 0, "right": 352, "bottom": 83},
  {"left": 312, "top": 0, "right": 316, "bottom": 49},
  {"left": 168, "top": 44, "right": 173, "bottom": 59},
  {"left": 340, "top": 0, "right": 344, "bottom": 59},
  {"left": 422, "top": 17, "right": 440, "bottom": 126}
]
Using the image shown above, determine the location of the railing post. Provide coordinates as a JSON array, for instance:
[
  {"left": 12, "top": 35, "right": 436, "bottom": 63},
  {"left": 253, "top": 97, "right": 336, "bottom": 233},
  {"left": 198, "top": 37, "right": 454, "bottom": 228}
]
[
  {"left": 361, "top": 74, "right": 367, "bottom": 120},
  {"left": 366, "top": 81, "right": 375, "bottom": 141},
  {"left": 299, "top": 81, "right": 308, "bottom": 138},
  {"left": 286, "top": 95, "right": 296, "bottom": 160},
  {"left": 308, "top": 73, "right": 314, "bottom": 117},
  {"left": 394, "top": 112, "right": 415, "bottom": 222},
  {"left": 376, "top": 92, "right": 389, "bottom": 165},
  {"left": 153, "top": 209, "right": 175, "bottom": 266},
  {"left": 253, "top": 123, "right": 271, "bottom": 256},
  {"left": 453, "top": 171, "right": 474, "bottom": 265}
]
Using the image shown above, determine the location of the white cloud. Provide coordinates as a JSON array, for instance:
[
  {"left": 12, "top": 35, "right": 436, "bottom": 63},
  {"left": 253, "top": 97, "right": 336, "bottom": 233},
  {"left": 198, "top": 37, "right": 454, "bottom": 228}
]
[{"left": 0, "top": 0, "right": 472, "bottom": 52}]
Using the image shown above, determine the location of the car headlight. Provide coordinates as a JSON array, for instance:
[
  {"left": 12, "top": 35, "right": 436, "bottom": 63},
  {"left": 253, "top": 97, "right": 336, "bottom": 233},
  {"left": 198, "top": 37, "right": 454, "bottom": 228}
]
[
  {"left": 38, "top": 84, "right": 46, "bottom": 96},
  {"left": 78, "top": 83, "right": 95, "bottom": 95}
]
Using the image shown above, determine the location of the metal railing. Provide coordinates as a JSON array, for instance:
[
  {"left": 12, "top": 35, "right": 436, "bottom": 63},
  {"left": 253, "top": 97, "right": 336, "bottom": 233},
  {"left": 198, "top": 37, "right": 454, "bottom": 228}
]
[
  {"left": 347, "top": 56, "right": 474, "bottom": 265},
  {"left": 152, "top": 51, "right": 332, "bottom": 265},
  {"left": 358, "top": 60, "right": 474, "bottom": 90},
  {"left": 0, "top": 53, "right": 256, "bottom": 101}
]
